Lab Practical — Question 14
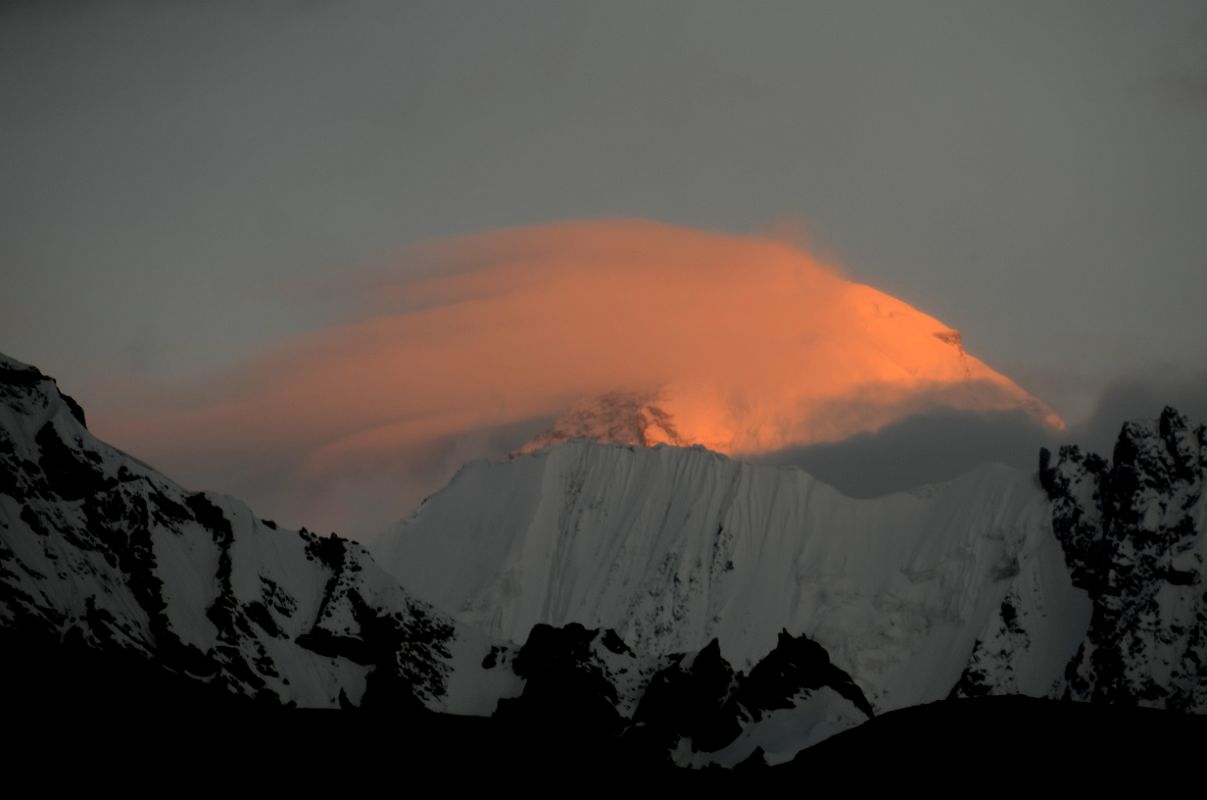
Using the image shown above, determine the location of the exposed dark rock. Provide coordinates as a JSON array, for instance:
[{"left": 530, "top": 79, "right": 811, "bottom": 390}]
[
  {"left": 630, "top": 638, "right": 738, "bottom": 754},
  {"left": 737, "top": 629, "right": 874, "bottom": 720},
  {"left": 496, "top": 622, "right": 626, "bottom": 736},
  {"left": 35, "top": 422, "right": 111, "bottom": 500},
  {"left": 1041, "top": 407, "right": 1206, "bottom": 711},
  {"left": 628, "top": 629, "right": 871, "bottom": 759}
]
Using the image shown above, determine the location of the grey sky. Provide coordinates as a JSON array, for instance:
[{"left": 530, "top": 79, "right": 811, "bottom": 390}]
[{"left": 2, "top": 1, "right": 1206, "bottom": 534}]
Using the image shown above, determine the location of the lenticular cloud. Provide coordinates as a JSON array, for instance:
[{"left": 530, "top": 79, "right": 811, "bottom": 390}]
[{"left": 95, "top": 219, "right": 1062, "bottom": 535}]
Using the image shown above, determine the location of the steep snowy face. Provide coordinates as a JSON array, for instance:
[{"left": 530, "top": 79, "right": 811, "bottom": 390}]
[
  {"left": 1038, "top": 408, "right": 1207, "bottom": 711},
  {"left": 376, "top": 441, "right": 1084, "bottom": 712},
  {"left": 0, "top": 353, "right": 515, "bottom": 714}
]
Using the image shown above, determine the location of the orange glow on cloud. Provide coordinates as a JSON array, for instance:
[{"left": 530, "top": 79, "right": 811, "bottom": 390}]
[{"left": 93, "top": 219, "right": 1062, "bottom": 531}]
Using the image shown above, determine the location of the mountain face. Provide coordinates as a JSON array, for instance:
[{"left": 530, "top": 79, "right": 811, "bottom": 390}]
[
  {"left": 1040, "top": 408, "right": 1206, "bottom": 710},
  {"left": 378, "top": 413, "right": 1207, "bottom": 720},
  {"left": 376, "top": 441, "right": 1088, "bottom": 714},
  {"left": 0, "top": 352, "right": 870, "bottom": 766},
  {"left": 0, "top": 354, "right": 517, "bottom": 715}
]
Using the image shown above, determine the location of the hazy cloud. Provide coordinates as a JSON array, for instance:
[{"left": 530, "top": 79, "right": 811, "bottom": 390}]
[
  {"left": 749, "top": 371, "right": 1207, "bottom": 499},
  {"left": 1070, "top": 369, "right": 1207, "bottom": 455},
  {"left": 753, "top": 409, "right": 1057, "bottom": 499}
]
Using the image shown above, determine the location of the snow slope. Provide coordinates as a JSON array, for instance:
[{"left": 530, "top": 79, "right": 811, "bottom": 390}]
[{"left": 376, "top": 440, "right": 1093, "bottom": 713}]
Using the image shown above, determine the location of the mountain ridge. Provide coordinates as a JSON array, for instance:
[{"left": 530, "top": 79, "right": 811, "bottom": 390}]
[{"left": 2, "top": 351, "right": 1203, "bottom": 769}]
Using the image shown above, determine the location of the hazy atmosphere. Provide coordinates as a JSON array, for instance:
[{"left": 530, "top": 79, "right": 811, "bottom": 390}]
[{"left": 4, "top": 1, "right": 1206, "bottom": 536}]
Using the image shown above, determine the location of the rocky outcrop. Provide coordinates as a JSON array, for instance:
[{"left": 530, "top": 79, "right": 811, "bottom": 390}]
[
  {"left": 493, "top": 622, "right": 872, "bottom": 766},
  {"left": 1040, "top": 407, "right": 1207, "bottom": 711}
]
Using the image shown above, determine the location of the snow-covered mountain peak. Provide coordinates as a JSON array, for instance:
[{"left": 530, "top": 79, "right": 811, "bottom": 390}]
[
  {"left": 0, "top": 352, "right": 87, "bottom": 429},
  {"left": 517, "top": 391, "right": 690, "bottom": 453}
]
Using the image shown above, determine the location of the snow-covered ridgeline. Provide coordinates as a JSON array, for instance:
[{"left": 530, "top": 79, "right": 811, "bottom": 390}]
[{"left": 0, "top": 353, "right": 516, "bottom": 714}]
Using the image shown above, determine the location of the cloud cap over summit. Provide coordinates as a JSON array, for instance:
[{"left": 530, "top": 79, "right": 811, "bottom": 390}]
[{"left": 94, "top": 220, "right": 1062, "bottom": 535}]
